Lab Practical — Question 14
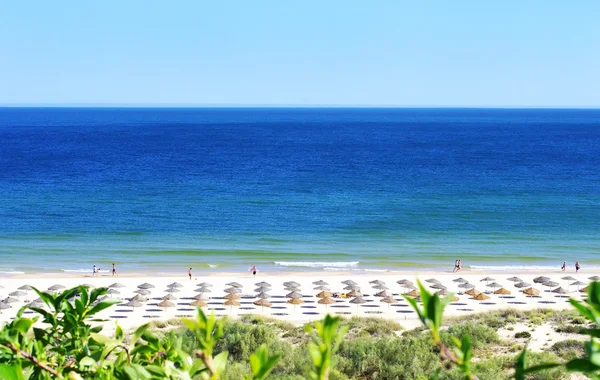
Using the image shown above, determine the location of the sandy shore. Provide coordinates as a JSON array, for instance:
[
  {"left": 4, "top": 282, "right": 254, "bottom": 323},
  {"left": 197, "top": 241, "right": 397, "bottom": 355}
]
[{"left": 0, "top": 270, "right": 590, "bottom": 334}]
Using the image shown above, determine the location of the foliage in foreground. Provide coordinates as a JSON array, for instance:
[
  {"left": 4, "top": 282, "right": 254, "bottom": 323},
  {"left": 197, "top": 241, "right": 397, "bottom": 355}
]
[{"left": 2, "top": 282, "right": 600, "bottom": 379}]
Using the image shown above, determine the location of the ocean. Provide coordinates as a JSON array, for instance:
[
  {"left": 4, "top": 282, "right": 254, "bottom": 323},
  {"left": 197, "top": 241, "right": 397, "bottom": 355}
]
[{"left": 0, "top": 107, "right": 599, "bottom": 275}]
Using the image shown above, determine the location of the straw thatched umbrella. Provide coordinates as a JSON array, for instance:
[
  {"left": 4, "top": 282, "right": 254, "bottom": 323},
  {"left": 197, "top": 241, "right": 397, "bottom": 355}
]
[
  {"left": 253, "top": 298, "right": 272, "bottom": 313},
  {"left": 0, "top": 302, "right": 12, "bottom": 314},
  {"left": 137, "top": 283, "right": 155, "bottom": 289},
  {"left": 552, "top": 287, "right": 569, "bottom": 295},
  {"left": 404, "top": 289, "right": 419, "bottom": 297},
  {"left": 18, "top": 285, "right": 33, "bottom": 293},
  {"left": 494, "top": 288, "right": 511, "bottom": 295},
  {"left": 523, "top": 287, "right": 540, "bottom": 297},
  {"left": 254, "top": 286, "right": 272, "bottom": 293},
  {"left": 451, "top": 296, "right": 460, "bottom": 302},
  {"left": 514, "top": 282, "right": 531, "bottom": 289},
  {"left": 195, "top": 287, "right": 211, "bottom": 293},
  {"left": 193, "top": 293, "right": 209, "bottom": 300},
  {"left": 9, "top": 291, "right": 26, "bottom": 298},
  {"left": 131, "top": 294, "right": 149, "bottom": 303},
  {"left": 161, "top": 294, "right": 178, "bottom": 301},
  {"left": 226, "top": 282, "right": 243, "bottom": 288},
  {"left": 134, "top": 289, "right": 151, "bottom": 295},
  {"left": 571, "top": 281, "right": 587, "bottom": 292},
  {"left": 347, "top": 290, "right": 363, "bottom": 298},
  {"left": 318, "top": 297, "right": 336, "bottom": 311},
  {"left": 381, "top": 296, "right": 397, "bottom": 309},
  {"left": 452, "top": 278, "right": 467, "bottom": 283},
  {"left": 349, "top": 297, "right": 366, "bottom": 313},
  {"left": 168, "top": 282, "right": 183, "bottom": 288},
  {"left": 507, "top": 277, "right": 523, "bottom": 282},
  {"left": 316, "top": 291, "right": 333, "bottom": 299},
  {"left": 580, "top": 286, "right": 589, "bottom": 293},
  {"left": 190, "top": 299, "right": 207, "bottom": 307},
  {"left": 588, "top": 276, "right": 600, "bottom": 282},
  {"left": 48, "top": 284, "right": 66, "bottom": 292},
  {"left": 223, "top": 299, "right": 240, "bottom": 314},
  {"left": 533, "top": 277, "right": 551, "bottom": 290},
  {"left": 197, "top": 282, "right": 213, "bottom": 288},
  {"left": 157, "top": 300, "right": 175, "bottom": 311},
  {"left": 223, "top": 293, "right": 241, "bottom": 300},
  {"left": 109, "top": 283, "right": 125, "bottom": 289},
  {"left": 313, "top": 285, "right": 331, "bottom": 291},
  {"left": 165, "top": 288, "right": 181, "bottom": 293},
  {"left": 425, "top": 279, "right": 440, "bottom": 284},
  {"left": 397, "top": 279, "right": 414, "bottom": 286},
  {"left": 457, "top": 283, "right": 474, "bottom": 293},
  {"left": 286, "top": 291, "right": 302, "bottom": 298},
  {"left": 287, "top": 297, "right": 304, "bottom": 309},
  {"left": 369, "top": 280, "right": 385, "bottom": 285},
  {"left": 486, "top": 282, "right": 502, "bottom": 293},
  {"left": 375, "top": 289, "right": 392, "bottom": 297},
  {"left": 372, "top": 284, "right": 389, "bottom": 290},
  {"left": 284, "top": 281, "right": 300, "bottom": 288},
  {"left": 124, "top": 299, "right": 143, "bottom": 310},
  {"left": 473, "top": 293, "right": 490, "bottom": 302},
  {"left": 255, "top": 292, "right": 270, "bottom": 299},
  {"left": 562, "top": 276, "right": 577, "bottom": 282},
  {"left": 342, "top": 280, "right": 358, "bottom": 286},
  {"left": 106, "top": 289, "right": 120, "bottom": 296},
  {"left": 481, "top": 277, "right": 495, "bottom": 285},
  {"left": 313, "top": 280, "right": 328, "bottom": 286},
  {"left": 464, "top": 288, "right": 481, "bottom": 297},
  {"left": 224, "top": 287, "right": 242, "bottom": 294},
  {"left": 436, "top": 289, "right": 450, "bottom": 297},
  {"left": 542, "top": 281, "right": 559, "bottom": 292},
  {"left": 255, "top": 281, "right": 271, "bottom": 287},
  {"left": 343, "top": 284, "right": 360, "bottom": 291},
  {"left": 430, "top": 284, "right": 447, "bottom": 290}
]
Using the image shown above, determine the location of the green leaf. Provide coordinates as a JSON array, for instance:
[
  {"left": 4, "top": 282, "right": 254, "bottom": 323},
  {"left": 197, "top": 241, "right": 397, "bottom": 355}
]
[
  {"left": 115, "top": 324, "right": 124, "bottom": 341},
  {"left": 80, "top": 356, "right": 96, "bottom": 368},
  {"left": 213, "top": 351, "right": 229, "bottom": 375},
  {"left": 0, "top": 364, "right": 25, "bottom": 380},
  {"left": 570, "top": 299, "right": 597, "bottom": 323},
  {"left": 131, "top": 323, "right": 150, "bottom": 346},
  {"left": 85, "top": 299, "right": 120, "bottom": 318},
  {"left": 250, "top": 344, "right": 280, "bottom": 380},
  {"left": 90, "top": 332, "right": 118, "bottom": 345},
  {"left": 566, "top": 358, "right": 600, "bottom": 372},
  {"left": 514, "top": 349, "right": 527, "bottom": 380},
  {"left": 13, "top": 318, "right": 33, "bottom": 334}
]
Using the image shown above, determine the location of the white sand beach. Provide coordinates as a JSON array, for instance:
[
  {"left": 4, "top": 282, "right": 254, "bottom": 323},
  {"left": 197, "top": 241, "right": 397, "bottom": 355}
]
[{"left": 0, "top": 269, "right": 591, "bottom": 335}]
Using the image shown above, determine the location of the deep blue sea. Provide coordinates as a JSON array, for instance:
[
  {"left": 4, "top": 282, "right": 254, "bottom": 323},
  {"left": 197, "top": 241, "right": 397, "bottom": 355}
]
[{"left": 0, "top": 108, "right": 599, "bottom": 275}]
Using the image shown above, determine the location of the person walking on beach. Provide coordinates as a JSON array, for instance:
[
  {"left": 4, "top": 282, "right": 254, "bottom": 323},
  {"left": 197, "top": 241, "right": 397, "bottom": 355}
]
[
  {"left": 93, "top": 265, "right": 97, "bottom": 277},
  {"left": 453, "top": 259, "right": 460, "bottom": 273},
  {"left": 188, "top": 267, "right": 192, "bottom": 280},
  {"left": 251, "top": 265, "right": 258, "bottom": 277},
  {"left": 561, "top": 261, "right": 566, "bottom": 272},
  {"left": 576, "top": 261, "right": 581, "bottom": 273},
  {"left": 112, "top": 263, "right": 118, "bottom": 276}
]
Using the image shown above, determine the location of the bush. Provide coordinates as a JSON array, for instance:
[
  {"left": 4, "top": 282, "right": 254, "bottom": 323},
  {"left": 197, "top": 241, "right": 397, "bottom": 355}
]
[
  {"left": 551, "top": 340, "right": 586, "bottom": 360},
  {"left": 515, "top": 331, "right": 532, "bottom": 339},
  {"left": 342, "top": 316, "right": 402, "bottom": 338},
  {"left": 555, "top": 324, "right": 587, "bottom": 334},
  {"left": 443, "top": 323, "right": 500, "bottom": 348}
]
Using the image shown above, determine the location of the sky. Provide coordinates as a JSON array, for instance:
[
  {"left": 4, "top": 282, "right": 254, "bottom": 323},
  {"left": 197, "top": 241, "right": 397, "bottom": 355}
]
[{"left": 1, "top": 1, "right": 599, "bottom": 107}]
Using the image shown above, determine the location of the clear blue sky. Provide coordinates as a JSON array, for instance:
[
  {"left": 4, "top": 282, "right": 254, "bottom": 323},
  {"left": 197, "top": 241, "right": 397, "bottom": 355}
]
[{"left": 1, "top": 1, "right": 599, "bottom": 107}]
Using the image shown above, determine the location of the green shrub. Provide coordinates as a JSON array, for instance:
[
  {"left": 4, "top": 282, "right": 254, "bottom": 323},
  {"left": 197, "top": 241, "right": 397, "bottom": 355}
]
[
  {"left": 515, "top": 331, "right": 532, "bottom": 339},
  {"left": 555, "top": 324, "right": 586, "bottom": 334},
  {"left": 551, "top": 339, "right": 585, "bottom": 360},
  {"left": 442, "top": 323, "right": 500, "bottom": 348}
]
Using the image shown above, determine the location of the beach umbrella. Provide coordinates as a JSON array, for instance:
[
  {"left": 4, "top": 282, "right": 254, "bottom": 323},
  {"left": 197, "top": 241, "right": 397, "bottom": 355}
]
[
  {"left": 313, "top": 285, "right": 331, "bottom": 291},
  {"left": 124, "top": 300, "right": 143, "bottom": 310},
  {"left": 349, "top": 296, "right": 366, "bottom": 312},
  {"left": 190, "top": 299, "right": 207, "bottom": 307},
  {"left": 486, "top": 282, "right": 502, "bottom": 292},
  {"left": 134, "top": 289, "right": 151, "bottom": 295},
  {"left": 165, "top": 288, "right": 181, "bottom": 293},
  {"left": 552, "top": 287, "right": 569, "bottom": 295},
  {"left": 109, "top": 283, "right": 125, "bottom": 289},
  {"left": 313, "top": 280, "right": 329, "bottom": 286},
  {"left": 168, "top": 282, "right": 183, "bottom": 288},
  {"left": 562, "top": 276, "right": 577, "bottom": 281},
  {"left": 451, "top": 296, "right": 460, "bottom": 302},
  {"left": 284, "top": 281, "right": 300, "bottom": 288},
  {"left": 18, "top": 285, "right": 33, "bottom": 292},
  {"left": 28, "top": 300, "right": 45, "bottom": 308},
  {"left": 436, "top": 289, "right": 450, "bottom": 296},
  {"left": 197, "top": 282, "right": 213, "bottom": 288},
  {"left": 571, "top": 281, "right": 587, "bottom": 292},
  {"left": 404, "top": 289, "right": 420, "bottom": 297},
  {"left": 48, "top": 284, "right": 65, "bottom": 292},
  {"left": 195, "top": 287, "right": 211, "bottom": 293},
  {"left": 157, "top": 300, "right": 175, "bottom": 311},
  {"left": 523, "top": 288, "right": 540, "bottom": 297},
  {"left": 375, "top": 289, "right": 392, "bottom": 297},
  {"left": 430, "top": 284, "right": 447, "bottom": 290},
  {"left": 381, "top": 296, "right": 397, "bottom": 307},
  {"left": 161, "top": 294, "right": 178, "bottom": 301},
  {"left": 464, "top": 288, "right": 481, "bottom": 297},
  {"left": 255, "top": 292, "right": 270, "bottom": 299},
  {"left": 425, "top": 279, "right": 441, "bottom": 284},
  {"left": 494, "top": 288, "right": 511, "bottom": 295},
  {"left": 286, "top": 291, "right": 302, "bottom": 298},
  {"left": 255, "top": 281, "right": 271, "bottom": 287},
  {"left": 481, "top": 277, "right": 495, "bottom": 284},
  {"left": 3, "top": 297, "right": 18, "bottom": 304},
  {"left": 514, "top": 282, "right": 531, "bottom": 289},
  {"left": 369, "top": 280, "right": 385, "bottom": 285},
  {"left": 316, "top": 291, "right": 333, "bottom": 298},
  {"left": 588, "top": 276, "right": 600, "bottom": 282},
  {"left": 472, "top": 293, "right": 490, "bottom": 302},
  {"left": 580, "top": 286, "right": 589, "bottom": 293},
  {"left": 533, "top": 277, "right": 550, "bottom": 289},
  {"left": 507, "top": 277, "right": 523, "bottom": 282},
  {"left": 318, "top": 297, "right": 336, "bottom": 311},
  {"left": 131, "top": 294, "right": 149, "bottom": 302},
  {"left": 287, "top": 297, "right": 304, "bottom": 307},
  {"left": 452, "top": 278, "right": 467, "bottom": 283},
  {"left": 347, "top": 290, "right": 363, "bottom": 298},
  {"left": 0, "top": 302, "right": 11, "bottom": 314},
  {"left": 403, "top": 284, "right": 417, "bottom": 290},
  {"left": 397, "top": 279, "right": 414, "bottom": 286},
  {"left": 226, "top": 282, "right": 243, "bottom": 288},
  {"left": 458, "top": 283, "right": 474, "bottom": 292},
  {"left": 343, "top": 284, "right": 360, "bottom": 291},
  {"left": 224, "top": 287, "right": 242, "bottom": 294},
  {"left": 137, "top": 283, "right": 155, "bottom": 289},
  {"left": 9, "top": 291, "right": 26, "bottom": 298},
  {"left": 253, "top": 298, "right": 272, "bottom": 313},
  {"left": 542, "top": 281, "right": 559, "bottom": 292},
  {"left": 342, "top": 280, "right": 358, "bottom": 286},
  {"left": 254, "top": 286, "right": 272, "bottom": 293},
  {"left": 372, "top": 284, "right": 389, "bottom": 290},
  {"left": 284, "top": 286, "right": 300, "bottom": 292},
  {"left": 223, "top": 293, "right": 241, "bottom": 300},
  {"left": 223, "top": 299, "right": 240, "bottom": 314},
  {"left": 106, "top": 289, "right": 120, "bottom": 295},
  {"left": 193, "top": 293, "right": 209, "bottom": 300}
]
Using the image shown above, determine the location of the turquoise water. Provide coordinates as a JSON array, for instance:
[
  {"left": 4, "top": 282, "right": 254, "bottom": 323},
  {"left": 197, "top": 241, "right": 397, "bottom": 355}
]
[{"left": 0, "top": 108, "right": 599, "bottom": 274}]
